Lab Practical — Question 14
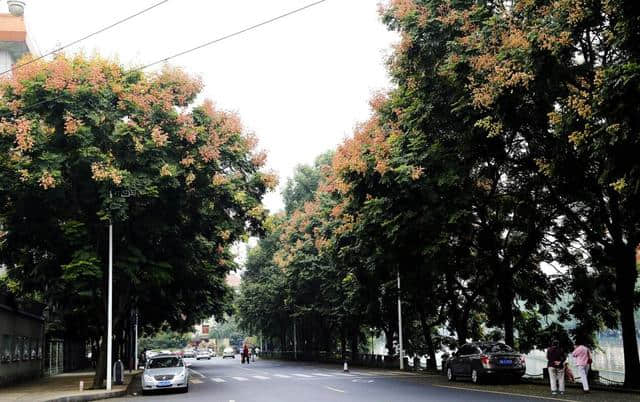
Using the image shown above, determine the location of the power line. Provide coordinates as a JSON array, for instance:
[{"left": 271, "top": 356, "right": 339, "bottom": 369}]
[
  {"left": 17, "top": 0, "right": 328, "bottom": 113},
  {"left": 0, "top": 0, "right": 170, "bottom": 77},
  {"left": 139, "top": 0, "right": 327, "bottom": 70}
]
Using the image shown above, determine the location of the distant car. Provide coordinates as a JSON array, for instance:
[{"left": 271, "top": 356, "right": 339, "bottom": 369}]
[
  {"left": 141, "top": 354, "right": 189, "bottom": 394},
  {"left": 182, "top": 350, "right": 196, "bottom": 359},
  {"left": 196, "top": 350, "right": 212, "bottom": 360},
  {"left": 445, "top": 342, "right": 525, "bottom": 384},
  {"left": 222, "top": 347, "right": 235, "bottom": 359}
]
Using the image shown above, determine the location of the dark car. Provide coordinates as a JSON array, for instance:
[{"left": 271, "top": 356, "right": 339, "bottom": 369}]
[{"left": 445, "top": 342, "right": 525, "bottom": 384}]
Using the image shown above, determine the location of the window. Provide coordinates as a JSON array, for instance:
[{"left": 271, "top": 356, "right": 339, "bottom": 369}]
[
  {"left": 482, "top": 343, "right": 514, "bottom": 353},
  {"left": 148, "top": 357, "right": 182, "bottom": 369}
]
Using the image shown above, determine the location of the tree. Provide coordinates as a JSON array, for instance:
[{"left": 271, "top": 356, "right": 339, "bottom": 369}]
[{"left": 0, "top": 54, "right": 275, "bottom": 387}]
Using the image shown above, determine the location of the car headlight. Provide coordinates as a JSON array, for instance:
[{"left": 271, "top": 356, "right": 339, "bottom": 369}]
[
  {"left": 144, "top": 375, "right": 154, "bottom": 382},
  {"left": 175, "top": 370, "right": 186, "bottom": 379}
]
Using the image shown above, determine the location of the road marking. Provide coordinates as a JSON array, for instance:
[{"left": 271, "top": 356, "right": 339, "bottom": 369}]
[
  {"left": 325, "top": 386, "right": 345, "bottom": 393},
  {"left": 273, "top": 374, "right": 291, "bottom": 378},
  {"left": 189, "top": 368, "right": 206, "bottom": 378},
  {"left": 190, "top": 378, "right": 203, "bottom": 384},
  {"left": 253, "top": 375, "right": 269, "bottom": 380},
  {"left": 335, "top": 373, "right": 354, "bottom": 376},
  {"left": 432, "top": 384, "right": 579, "bottom": 402},
  {"left": 211, "top": 377, "right": 226, "bottom": 382},
  {"left": 231, "top": 376, "right": 249, "bottom": 381},
  {"left": 312, "top": 373, "right": 333, "bottom": 377},
  {"left": 292, "top": 373, "right": 313, "bottom": 378}
]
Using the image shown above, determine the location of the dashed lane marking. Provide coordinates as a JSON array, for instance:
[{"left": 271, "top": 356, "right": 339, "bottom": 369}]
[
  {"left": 292, "top": 373, "right": 313, "bottom": 378},
  {"left": 432, "top": 384, "right": 579, "bottom": 402},
  {"left": 190, "top": 378, "right": 203, "bottom": 384},
  {"left": 189, "top": 368, "right": 206, "bottom": 378},
  {"left": 231, "top": 376, "right": 249, "bottom": 381},
  {"left": 211, "top": 377, "right": 226, "bottom": 382},
  {"left": 273, "top": 374, "right": 291, "bottom": 378},
  {"left": 253, "top": 375, "right": 269, "bottom": 380},
  {"left": 325, "top": 386, "right": 345, "bottom": 393}
]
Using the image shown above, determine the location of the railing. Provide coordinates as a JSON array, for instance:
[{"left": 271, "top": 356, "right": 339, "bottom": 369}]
[{"left": 259, "top": 351, "right": 437, "bottom": 371}]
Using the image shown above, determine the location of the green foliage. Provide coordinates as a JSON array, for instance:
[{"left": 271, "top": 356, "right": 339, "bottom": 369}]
[{"left": 139, "top": 331, "right": 190, "bottom": 351}]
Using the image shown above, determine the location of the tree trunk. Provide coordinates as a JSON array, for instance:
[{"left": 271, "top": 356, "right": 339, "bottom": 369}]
[
  {"left": 499, "top": 273, "right": 515, "bottom": 347},
  {"left": 92, "top": 336, "right": 106, "bottom": 389},
  {"left": 417, "top": 305, "right": 437, "bottom": 370},
  {"left": 615, "top": 246, "right": 640, "bottom": 388},
  {"left": 350, "top": 327, "right": 359, "bottom": 363},
  {"left": 384, "top": 329, "right": 395, "bottom": 357}
]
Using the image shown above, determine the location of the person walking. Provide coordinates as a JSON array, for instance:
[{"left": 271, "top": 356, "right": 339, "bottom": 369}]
[
  {"left": 547, "top": 340, "right": 566, "bottom": 396},
  {"left": 572, "top": 340, "right": 592, "bottom": 394},
  {"left": 243, "top": 343, "right": 250, "bottom": 364}
]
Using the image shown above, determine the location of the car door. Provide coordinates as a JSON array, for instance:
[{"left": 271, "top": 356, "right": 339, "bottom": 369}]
[
  {"left": 458, "top": 345, "right": 475, "bottom": 377},
  {"left": 453, "top": 345, "right": 471, "bottom": 375}
]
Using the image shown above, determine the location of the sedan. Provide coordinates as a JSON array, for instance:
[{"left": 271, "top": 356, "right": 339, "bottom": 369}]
[
  {"left": 222, "top": 347, "right": 235, "bottom": 359},
  {"left": 141, "top": 354, "right": 189, "bottom": 394},
  {"left": 445, "top": 342, "right": 525, "bottom": 384},
  {"left": 196, "top": 350, "right": 212, "bottom": 360}
]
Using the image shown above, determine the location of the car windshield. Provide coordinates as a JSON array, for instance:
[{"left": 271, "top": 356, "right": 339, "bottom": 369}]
[
  {"left": 148, "top": 357, "right": 182, "bottom": 368},
  {"left": 483, "top": 343, "right": 514, "bottom": 353}
]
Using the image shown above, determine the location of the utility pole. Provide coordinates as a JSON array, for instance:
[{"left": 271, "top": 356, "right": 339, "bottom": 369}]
[
  {"left": 397, "top": 270, "right": 404, "bottom": 370},
  {"left": 293, "top": 320, "right": 297, "bottom": 360},
  {"left": 107, "top": 191, "right": 113, "bottom": 391},
  {"left": 134, "top": 310, "right": 138, "bottom": 370}
]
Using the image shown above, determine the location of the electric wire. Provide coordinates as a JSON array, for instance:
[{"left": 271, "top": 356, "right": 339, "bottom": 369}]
[
  {"left": 15, "top": 0, "right": 328, "bottom": 114},
  {"left": 0, "top": 0, "right": 170, "bottom": 77}
]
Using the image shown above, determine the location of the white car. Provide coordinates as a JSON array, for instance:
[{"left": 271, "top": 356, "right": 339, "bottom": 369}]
[
  {"left": 141, "top": 354, "right": 189, "bottom": 394},
  {"left": 196, "top": 350, "right": 212, "bottom": 360},
  {"left": 222, "top": 347, "right": 235, "bottom": 359}
]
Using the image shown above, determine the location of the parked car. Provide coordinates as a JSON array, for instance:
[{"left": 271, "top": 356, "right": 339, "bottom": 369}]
[
  {"left": 196, "top": 350, "right": 212, "bottom": 360},
  {"left": 222, "top": 347, "right": 235, "bottom": 359},
  {"left": 182, "top": 350, "right": 196, "bottom": 359},
  {"left": 445, "top": 342, "right": 525, "bottom": 384},
  {"left": 141, "top": 354, "right": 190, "bottom": 394}
]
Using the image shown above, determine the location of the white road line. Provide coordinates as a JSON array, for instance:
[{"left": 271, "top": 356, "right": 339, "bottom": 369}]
[
  {"left": 292, "top": 373, "right": 313, "bottom": 378},
  {"left": 273, "top": 374, "right": 291, "bottom": 378},
  {"left": 312, "top": 373, "right": 333, "bottom": 377},
  {"left": 325, "top": 386, "right": 345, "bottom": 393},
  {"left": 252, "top": 375, "right": 269, "bottom": 380},
  {"left": 432, "top": 384, "right": 579, "bottom": 402},
  {"left": 211, "top": 377, "right": 226, "bottom": 382},
  {"left": 335, "top": 373, "right": 355, "bottom": 376},
  {"left": 231, "top": 376, "right": 249, "bottom": 381},
  {"left": 189, "top": 368, "right": 206, "bottom": 378}
]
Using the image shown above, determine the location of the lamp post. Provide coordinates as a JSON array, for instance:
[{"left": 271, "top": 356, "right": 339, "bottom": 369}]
[
  {"left": 397, "top": 270, "right": 404, "bottom": 370},
  {"left": 107, "top": 192, "right": 113, "bottom": 391}
]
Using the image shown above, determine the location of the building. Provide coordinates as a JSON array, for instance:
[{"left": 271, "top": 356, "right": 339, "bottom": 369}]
[
  {"left": 0, "top": 290, "right": 45, "bottom": 386},
  {"left": 0, "top": 1, "right": 38, "bottom": 74}
]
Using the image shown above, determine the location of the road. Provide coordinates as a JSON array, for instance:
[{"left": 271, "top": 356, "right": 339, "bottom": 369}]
[{"left": 118, "top": 356, "right": 562, "bottom": 402}]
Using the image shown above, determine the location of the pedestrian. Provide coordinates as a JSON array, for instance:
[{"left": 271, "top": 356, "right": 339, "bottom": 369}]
[
  {"left": 547, "top": 340, "right": 566, "bottom": 396},
  {"left": 572, "top": 339, "right": 592, "bottom": 394},
  {"left": 251, "top": 345, "right": 256, "bottom": 362},
  {"left": 243, "top": 343, "right": 250, "bottom": 364}
]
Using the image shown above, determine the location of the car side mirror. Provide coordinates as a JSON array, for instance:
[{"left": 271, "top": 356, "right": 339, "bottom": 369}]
[{"left": 138, "top": 365, "right": 145, "bottom": 370}]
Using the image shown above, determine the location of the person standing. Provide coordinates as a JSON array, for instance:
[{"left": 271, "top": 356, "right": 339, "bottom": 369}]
[
  {"left": 572, "top": 340, "right": 592, "bottom": 394},
  {"left": 243, "top": 343, "right": 250, "bottom": 364},
  {"left": 547, "top": 340, "right": 566, "bottom": 395}
]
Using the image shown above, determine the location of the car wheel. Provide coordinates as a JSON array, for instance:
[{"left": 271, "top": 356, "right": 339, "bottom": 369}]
[
  {"left": 446, "top": 367, "right": 455, "bottom": 382},
  {"left": 471, "top": 369, "right": 482, "bottom": 384}
]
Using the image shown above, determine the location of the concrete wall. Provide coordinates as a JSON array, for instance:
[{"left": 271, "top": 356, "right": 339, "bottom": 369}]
[{"left": 0, "top": 295, "right": 44, "bottom": 387}]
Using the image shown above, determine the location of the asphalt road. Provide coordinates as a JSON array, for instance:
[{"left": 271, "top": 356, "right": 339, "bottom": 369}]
[{"left": 118, "top": 356, "right": 559, "bottom": 402}]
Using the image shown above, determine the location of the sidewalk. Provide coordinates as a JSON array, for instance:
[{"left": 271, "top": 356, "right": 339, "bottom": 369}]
[{"left": 0, "top": 371, "right": 139, "bottom": 402}]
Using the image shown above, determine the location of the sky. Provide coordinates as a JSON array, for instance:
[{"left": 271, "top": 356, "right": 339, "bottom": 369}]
[{"left": 24, "top": 0, "right": 397, "bottom": 212}]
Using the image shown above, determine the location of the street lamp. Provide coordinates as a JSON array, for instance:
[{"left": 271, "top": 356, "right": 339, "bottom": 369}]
[
  {"left": 107, "top": 192, "right": 113, "bottom": 391},
  {"left": 397, "top": 270, "right": 404, "bottom": 370}
]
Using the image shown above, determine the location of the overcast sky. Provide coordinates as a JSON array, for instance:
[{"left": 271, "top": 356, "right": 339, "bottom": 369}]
[{"left": 24, "top": 0, "right": 396, "bottom": 212}]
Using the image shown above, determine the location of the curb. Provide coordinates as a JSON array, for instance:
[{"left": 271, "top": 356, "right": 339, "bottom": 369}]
[{"left": 43, "top": 389, "right": 127, "bottom": 402}]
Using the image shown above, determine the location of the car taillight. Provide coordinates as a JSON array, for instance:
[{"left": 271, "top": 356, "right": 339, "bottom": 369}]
[
  {"left": 520, "top": 355, "right": 526, "bottom": 366},
  {"left": 481, "top": 355, "right": 490, "bottom": 368}
]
